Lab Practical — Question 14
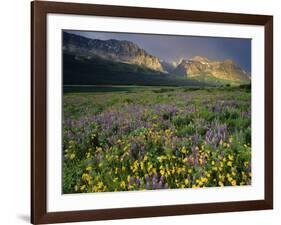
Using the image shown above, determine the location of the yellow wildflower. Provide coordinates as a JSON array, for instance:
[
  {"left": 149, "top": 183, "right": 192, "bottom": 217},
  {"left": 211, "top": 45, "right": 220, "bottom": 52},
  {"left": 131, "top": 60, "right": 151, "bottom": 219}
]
[
  {"left": 181, "top": 147, "right": 187, "bottom": 154},
  {"left": 228, "top": 155, "right": 234, "bottom": 161},
  {"left": 224, "top": 143, "right": 230, "bottom": 148},
  {"left": 97, "top": 181, "right": 104, "bottom": 189},
  {"left": 212, "top": 166, "right": 218, "bottom": 171},
  {"left": 80, "top": 185, "right": 86, "bottom": 191},
  {"left": 177, "top": 167, "right": 182, "bottom": 174},
  {"left": 227, "top": 176, "right": 233, "bottom": 182},
  {"left": 82, "top": 173, "right": 92, "bottom": 184},
  {"left": 86, "top": 166, "right": 92, "bottom": 171},
  {"left": 120, "top": 181, "right": 126, "bottom": 189},
  {"left": 69, "top": 153, "right": 75, "bottom": 160},
  {"left": 227, "top": 161, "right": 232, "bottom": 167},
  {"left": 86, "top": 152, "right": 91, "bottom": 159},
  {"left": 201, "top": 177, "right": 208, "bottom": 183},
  {"left": 143, "top": 155, "right": 148, "bottom": 161},
  {"left": 140, "top": 162, "right": 144, "bottom": 171},
  {"left": 96, "top": 147, "right": 102, "bottom": 153}
]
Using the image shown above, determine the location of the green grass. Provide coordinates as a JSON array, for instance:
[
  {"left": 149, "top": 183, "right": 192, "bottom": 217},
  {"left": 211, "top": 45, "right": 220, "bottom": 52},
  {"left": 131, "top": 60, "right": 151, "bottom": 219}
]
[{"left": 63, "top": 85, "right": 251, "bottom": 193}]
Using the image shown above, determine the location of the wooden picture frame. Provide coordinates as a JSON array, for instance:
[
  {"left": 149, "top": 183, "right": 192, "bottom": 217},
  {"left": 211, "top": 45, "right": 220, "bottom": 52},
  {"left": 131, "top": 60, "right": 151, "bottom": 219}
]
[{"left": 31, "top": 1, "right": 273, "bottom": 224}]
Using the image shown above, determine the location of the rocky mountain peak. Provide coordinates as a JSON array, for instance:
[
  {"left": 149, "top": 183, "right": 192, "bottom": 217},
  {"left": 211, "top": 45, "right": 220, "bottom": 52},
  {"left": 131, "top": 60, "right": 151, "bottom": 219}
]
[
  {"left": 189, "top": 56, "right": 209, "bottom": 63},
  {"left": 223, "top": 59, "right": 235, "bottom": 65},
  {"left": 63, "top": 32, "right": 250, "bottom": 85},
  {"left": 63, "top": 32, "right": 164, "bottom": 73},
  {"left": 173, "top": 56, "right": 250, "bottom": 83}
]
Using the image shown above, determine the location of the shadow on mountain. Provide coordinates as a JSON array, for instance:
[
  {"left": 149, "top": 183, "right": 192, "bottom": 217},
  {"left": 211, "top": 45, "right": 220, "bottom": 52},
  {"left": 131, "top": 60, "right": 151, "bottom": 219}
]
[{"left": 63, "top": 53, "right": 209, "bottom": 87}]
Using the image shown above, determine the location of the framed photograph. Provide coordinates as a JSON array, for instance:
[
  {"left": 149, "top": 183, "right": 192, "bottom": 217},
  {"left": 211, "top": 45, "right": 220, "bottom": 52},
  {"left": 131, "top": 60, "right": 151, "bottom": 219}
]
[{"left": 31, "top": 1, "right": 273, "bottom": 224}]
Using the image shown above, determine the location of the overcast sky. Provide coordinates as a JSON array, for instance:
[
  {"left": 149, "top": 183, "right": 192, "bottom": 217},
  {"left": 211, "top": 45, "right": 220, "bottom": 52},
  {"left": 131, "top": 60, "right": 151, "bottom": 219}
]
[{"left": 66, "top": 30, "right": 251, "bottom": 73}]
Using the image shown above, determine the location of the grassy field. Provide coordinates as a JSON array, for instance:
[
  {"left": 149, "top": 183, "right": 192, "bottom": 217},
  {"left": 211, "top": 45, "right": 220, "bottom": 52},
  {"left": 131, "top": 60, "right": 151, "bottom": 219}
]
[{"left": 63, "top": 85, "right": 251, "bottom": 193}]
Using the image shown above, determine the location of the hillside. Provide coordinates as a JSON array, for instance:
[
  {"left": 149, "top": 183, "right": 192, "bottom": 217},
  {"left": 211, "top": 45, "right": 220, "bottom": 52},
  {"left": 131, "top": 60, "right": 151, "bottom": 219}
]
[
  {"left": 173, "top": 56, "right": 250, "bottom": 84},
  {"left": 63, "top": 32, "right": 164, "bottom": 73},
  {"left": 63, "top": 53, "right": 208, "bottom": 86},
  {"left": 63, "top": 32, "right": 250, "bottom": 86}
]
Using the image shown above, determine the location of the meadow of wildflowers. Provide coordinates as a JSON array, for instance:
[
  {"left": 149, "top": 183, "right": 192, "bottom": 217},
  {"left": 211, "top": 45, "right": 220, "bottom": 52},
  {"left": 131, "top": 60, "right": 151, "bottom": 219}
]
[{"left": 63, "top": 86, "right": 251, "bottom": 193}]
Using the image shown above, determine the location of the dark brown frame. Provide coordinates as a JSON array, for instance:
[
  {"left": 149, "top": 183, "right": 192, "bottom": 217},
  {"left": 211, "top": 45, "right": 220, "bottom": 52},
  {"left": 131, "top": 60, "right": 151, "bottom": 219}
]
[{"left": 31, "top": 1, "right": 273, "bottom": 224}]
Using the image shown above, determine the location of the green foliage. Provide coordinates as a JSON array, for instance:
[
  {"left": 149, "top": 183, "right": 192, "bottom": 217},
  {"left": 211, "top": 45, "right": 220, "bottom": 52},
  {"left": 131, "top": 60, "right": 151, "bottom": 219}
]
[
  {"left": 63, "top": 86, "right": 251, "bottom": 193},
  {"left": 152, "top": 88, "right": 175, "bottom": 93}
]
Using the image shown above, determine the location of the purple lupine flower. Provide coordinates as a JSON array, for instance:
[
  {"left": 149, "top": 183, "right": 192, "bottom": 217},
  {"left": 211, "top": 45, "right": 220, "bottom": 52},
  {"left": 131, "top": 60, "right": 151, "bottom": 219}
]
[
  {"left": 145, "top": 175, "right": 150, "bottom": 183},
  {"left": 188, "top": 156, "right": 193, "bottom": 165},
  {"left": 146, "top": 182, "right": 150, "bottom": 189},
  {"left": 152, "top": 173, "right": 158, "bottom": 183},
  {"left": 158, "top": 181, "right": 163, "bottom": 189},
  {"left": 152, "top": 182, "right": 157, "bottom": 189},
  {"left": 129, "top": 176, "right": 135, "bottom": 185},
  {"left": 201, "top": 154, "right": 206, "bottom": 166},
  {"left": 205, "top": 123, "right": 228, "bottom": 147},
  {"left": 194, "top": 156, "right": 199, "bottom": 166},
  {"left": 191, "top": 134, "right": 200, "bottom": 144}
]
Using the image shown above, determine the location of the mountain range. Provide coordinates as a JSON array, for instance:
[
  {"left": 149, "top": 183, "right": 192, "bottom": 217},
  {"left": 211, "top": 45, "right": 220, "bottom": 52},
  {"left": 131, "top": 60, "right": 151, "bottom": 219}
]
[
  {"left": 63, "top": 32, "right": 251, "bottom": 86},
  {"left": 173, "top": 56, "right": 250, "bottom": 83}
]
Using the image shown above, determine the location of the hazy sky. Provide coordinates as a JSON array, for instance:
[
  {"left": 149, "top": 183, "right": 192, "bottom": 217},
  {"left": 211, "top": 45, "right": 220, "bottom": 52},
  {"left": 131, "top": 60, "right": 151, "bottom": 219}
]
[{"left": 67, "top": 30, "right": 251, "bottom": 73}]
